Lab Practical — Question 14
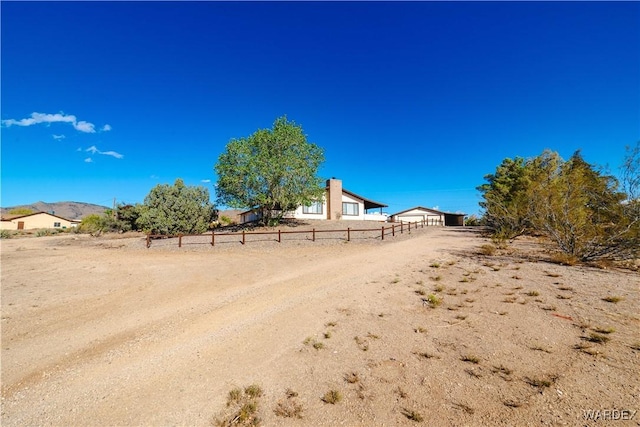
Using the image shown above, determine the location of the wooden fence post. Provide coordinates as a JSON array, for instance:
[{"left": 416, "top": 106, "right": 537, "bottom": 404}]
[
  {"left": 401, "top": 222, "right": 404, "bottom": 234},
  {"left": 381, "top": 226, "right": 384, "bottom": 240},
  {"left": 278, "top": 229, "right": 281, "bottom": 243},
  {"left": 146, "top": 234, "right": 150, "bottom": 248},
  {"left": 312, "top": 228, "right": 315, "bottom": 242},
  {"left": 392, "top": 224, "right": 395, "bottom": 237},
  {"left": 347, "top": 227, "right": 351, "bottom": 242},
  {"left": 408, "top": 222, "right": 411, "bottom": 232},
  {"left": 242, "top": 230, "right": 245, "bottom": 245},
  {"left": 211, "top": 232, "right": 215, "bottom": 246},
  {"left": 178, "top": 234, "right": 182, "bottom": 248}
]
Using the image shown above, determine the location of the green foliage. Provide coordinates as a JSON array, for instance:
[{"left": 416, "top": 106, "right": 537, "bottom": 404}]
[
  {"left": 215, "top": 116, "right": 325, "bottom": 225},
  {"left": 477, "top": 156, "right": 533, "bottom": 240},
  {"left": 8, "top": 207, "right": 35, "bottom": 215},
  {"left": 101, "top": 204, "right": 143, "bottom": 233},
  {"left": 479, "top": 146, "right": 639, "bottom": 261},
  {"left": 1, "top": 230, "right": 12, "bottom": 239},
  {"left": 78, "top": 214, "right": 106, "bottom": 235},
  {"left": 136, "top": 179, "right": 216, "bottom": 235}
]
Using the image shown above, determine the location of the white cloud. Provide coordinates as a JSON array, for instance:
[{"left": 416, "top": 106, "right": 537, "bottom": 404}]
[
  {"left": 84, "top": 158, "right": 93, "bottom": 163},
  {"left": 201, "top": 179, "right": 211, "bottom": 183},
  {"left": 74, "top": 120, "right": 95, "bottom": 133},
  {"left": 2, "top": 111, "right": 103, "bottom": 133},
  {"left": 101, "top": 124, "right": 112, "bottom": 132},
  {"left": 100, "top": 150, "right": 124, "bottom": 159},
  {"left": 432, "top": 206, "right": 440, "bottom": 211},
  {"left": 52, "top": 134, "right": 66, "bottom": 140},
  {"left": 85, "top": 145, "right": 123, "bottom": 159}
]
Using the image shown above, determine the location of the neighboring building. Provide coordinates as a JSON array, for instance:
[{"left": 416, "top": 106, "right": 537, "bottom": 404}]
[
  {"left": 240, "top": 178, "right": 388, "bottom": 223},
  {"left": 0, "top": 212, "right": 79, "bottom": 230},
  {"left": 389, "top": 207, "right": 466, "bottom": 226}
]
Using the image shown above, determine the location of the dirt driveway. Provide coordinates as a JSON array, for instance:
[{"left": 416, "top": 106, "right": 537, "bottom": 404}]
[{"left": 1, "top": 226, "right": 638, "bottom": 426}]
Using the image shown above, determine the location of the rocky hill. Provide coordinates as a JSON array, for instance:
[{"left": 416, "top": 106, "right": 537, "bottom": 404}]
[{"left": 0, "top": 201, "right": 109, "bottom": 220}]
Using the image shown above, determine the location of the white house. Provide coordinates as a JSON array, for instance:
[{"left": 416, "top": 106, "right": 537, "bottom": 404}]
[
  {"left": 389, "top": 206, "right": 466, "bottom": 226},
  {"left": 0, "top": 212, "right": 79, "bottom": 230},
  {"left": 240, "top": 178, "right": 388, "bottom": 223}
]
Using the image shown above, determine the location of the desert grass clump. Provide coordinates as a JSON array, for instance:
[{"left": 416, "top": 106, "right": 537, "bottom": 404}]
[
  {"left": 478, "top": 244, "right": 496, "bottom": 256},
  {"left": 460, "top": 354, "right": 480, "bottom": 364},
  {"left": 312, "top": 341, "right": 325, "bottom": 350},
  {"left": 524, "top": 377, "right": 554, "bottom": 389},
  {"left": 415, "top": 288, "right": 426, "bottom": 296},
  {"left": 425, "top": 294, "right": 442, "bottom": 307},
  {"left": 274, "top": 389, "right": 304, "bottom": 419},
  {"left": 550, "top": 252, "right": 578, "bottom": 266},
  {"left": 354, "top": 336, "right": 369, "bottom": 351},
  {"left": 602, "top": 296, "right": 623, "bottom": 303},
  {"left": 430, "top": 275, "right": 443, "bottom": 282},
  {"left": 526, "top": 290, "right": 540, "bottom": 297},
  {"left": 344, "top": 372, "right": 360, "bottom": 384},
  {"left": 215, "top": 384, "right": 263, "bottom": 426},
  {"left": 592, "top": 327, "right": 615, "bottom": 334},
  {"left": 325, "top": 321, "right": 337, "bottom": 327},
  {"left": 430, "top": 262, "right": 441, "bottom": 268},
  {"left": 401, "top": 408, "right": 424, "bottom": 422},
  {"left": 586, "top": 333, "right": 610, "bottom": 344},
  {"left": 321, "top": 389, "right": 342, "bottom": 404}
]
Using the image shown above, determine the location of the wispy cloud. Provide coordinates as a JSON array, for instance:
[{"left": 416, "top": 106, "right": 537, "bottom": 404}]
[
  {"left": 85, "top": 145, "right": 124, "bottom": 159},
  {"left": 84, "top": 157, "right": 93, "bottom": 163},
  {"left": 2, "top": 112, "right": 107, "bottom": 134},
  {"left": 52, "top": 134, "right": 66, "bottom": 140},
  {"left": 101, "top": 124, "right": 112, "bottom": 132},
  {"left": 201, "top": 179, "right": 211, "bottom": 183}
]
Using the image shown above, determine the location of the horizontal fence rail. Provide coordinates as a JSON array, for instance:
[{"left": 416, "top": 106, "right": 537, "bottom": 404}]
[{"left": 145, "top": 219, "right": 441, "bottom": 248}]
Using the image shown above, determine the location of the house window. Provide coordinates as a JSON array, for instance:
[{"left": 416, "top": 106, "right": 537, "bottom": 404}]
[
  {"left": 303, "top": 201, "right": 323, "bottom": 214},
  {"left": 53, "top": 222, "right": 61, "bottom": 228},
  {"left": 342, "top": 202, "right": 359, "bottom": 216}
]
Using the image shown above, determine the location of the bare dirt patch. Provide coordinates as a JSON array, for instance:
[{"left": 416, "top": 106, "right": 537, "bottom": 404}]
[{"left": 1, "top": 226, "right": 638, "bottom": 426}]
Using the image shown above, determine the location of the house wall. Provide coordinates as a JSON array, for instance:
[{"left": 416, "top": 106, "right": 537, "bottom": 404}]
[
  {"left": 340, "top": 193, "right": 365, "bottom": 220},
  {"left": 392, "top": 208, "right": 444, "bottom": 225},
  {"left": 0, "top": 213, "right": 75, "bottom": 230},
  {"left": 291, "top": 198, "right": 327, "bottom": 220}
]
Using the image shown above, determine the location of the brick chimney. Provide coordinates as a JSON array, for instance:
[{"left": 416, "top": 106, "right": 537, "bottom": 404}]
[{"left": 326, "top": 178, "right": 343, "bottom": 220}]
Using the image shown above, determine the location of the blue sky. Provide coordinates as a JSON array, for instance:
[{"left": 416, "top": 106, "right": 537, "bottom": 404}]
[{"left": 2, "top": 1, "right": 638, "bottom": 216}]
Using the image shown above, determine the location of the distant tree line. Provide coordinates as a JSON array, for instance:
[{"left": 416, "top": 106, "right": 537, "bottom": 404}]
[{"left": 478, "top": 143, "right": 639, "bottom": 261}]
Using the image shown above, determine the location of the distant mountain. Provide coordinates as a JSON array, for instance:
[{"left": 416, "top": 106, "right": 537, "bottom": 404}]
[{"left": 0, "top": 201, "right": 109, "bottom": 220}]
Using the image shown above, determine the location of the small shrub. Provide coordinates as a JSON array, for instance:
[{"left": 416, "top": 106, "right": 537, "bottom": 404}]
[
  {"left": 525, "top": 377, "right": 553, "bottom": 388},
  {"left": 478, "top": 244, "right": 496, "bottom": 256},
  {"left": 415, "top": 288, "right": 426, "bottom": 296},
  {"left": 592, "top": 327, "right": 615, "bottom": 334},
  {"left": 426, "top": 294, "right": 442, "bottom": 307},
  {"left": 325, "top": 321, "right": 337, "bottom": 327},
  {"left": 430, "top": 262, "right": 441, "bottom": 268},
  {"left": 323, "top": 331, "right": 332, "bottom": 339},
  {"left": 344, "top": 372, "right": 360, "bottom": 384},
  {"left": 587, "top": 333, "right": 610, "bottom": 344},
  {"left": 434, "top": 284, "right": 445, "bottom": 292},
  {"left": 312, "top": 342, "right": 325, "bottom": 350},
  {"left": 550, "top": 252, "right": 579, "bottom": 266},
  {"left": 274, "top": 389, "right": 303, "bottom": 419},
  {"left": 401, "top": 408, "right": 424, "bottom": 422},
  {"left": 602, "top": 296, "right": 623, "bottom": 303},
  {"left": 461, "top": 354, "right": 480, "bottom": 364},
  {"left": 0, "top": 230, "right": 11, "bottom": 239},
  {"left": 526, "top": 291, "right": 540, "bottom": 297},
  {"left": 321, "top": 390, "right": 342, "bottom": 404}
]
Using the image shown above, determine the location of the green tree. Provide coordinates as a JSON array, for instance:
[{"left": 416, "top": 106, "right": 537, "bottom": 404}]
[
  {"left": 78, "top": 213, "right": 106, "bottom": 236},
  {"left": 215, "top": 116, "right": 325, "bottom": 225},
  {"left": 101, "top": 203, "right": 143, "bottom": 233},
  {"left": 480, "top": 148, "right": 639, "bottom": 261},
  {"left": 136, "top": 179, "right": 216, "bottom": 235},
  {"left": 477, "top": 156, "right": 532, "bottom": 240},
  {"left": 528, "top": 151, "right": 629, "bottom": 260}
]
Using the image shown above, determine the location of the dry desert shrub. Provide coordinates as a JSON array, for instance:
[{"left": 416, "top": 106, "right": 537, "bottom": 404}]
[
  {"left": 321, "top": 389, "right": 342, "bottom": 404},
  {"left": 214, "top": 384, "right": 263, "bottom": 426},
  {"left": 273, "top": 389, "right": 303, "bottom": 419}
]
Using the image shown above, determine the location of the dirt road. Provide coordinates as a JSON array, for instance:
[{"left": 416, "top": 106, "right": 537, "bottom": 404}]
[{"left": 1, "top": 227, "right": 638, "bottom": 426}]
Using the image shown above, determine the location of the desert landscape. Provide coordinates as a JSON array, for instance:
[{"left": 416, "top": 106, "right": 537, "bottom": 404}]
[{"left": 1, "top": 223, "right": 638, "bottom": 426}]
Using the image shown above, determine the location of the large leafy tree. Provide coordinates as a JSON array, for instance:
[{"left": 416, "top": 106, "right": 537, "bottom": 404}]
[
  {"left": 215, "top": 116, "right": 325, "bottom": 225},
  {"left": 136, "top": 179, "right": 216, "bottom": 235},
  {"left": 479, "top": 148, "right": 639, "bottom": 261}
]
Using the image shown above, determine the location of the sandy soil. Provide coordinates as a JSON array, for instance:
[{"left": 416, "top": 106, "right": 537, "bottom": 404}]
[{"left": 1, "top": 224, "right": 639, "bottom": 426}]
